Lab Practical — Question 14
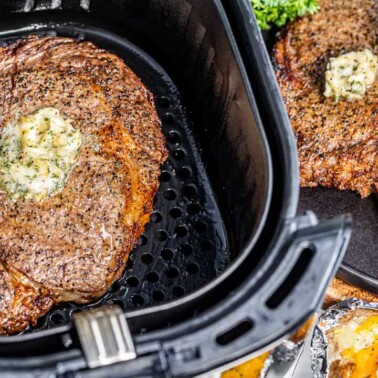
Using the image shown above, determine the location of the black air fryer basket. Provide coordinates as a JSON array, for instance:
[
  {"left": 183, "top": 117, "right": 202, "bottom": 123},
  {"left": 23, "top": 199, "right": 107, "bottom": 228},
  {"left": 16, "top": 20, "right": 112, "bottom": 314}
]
[{"left": 0, "top": 0, "right": 351, "bottom": 377}]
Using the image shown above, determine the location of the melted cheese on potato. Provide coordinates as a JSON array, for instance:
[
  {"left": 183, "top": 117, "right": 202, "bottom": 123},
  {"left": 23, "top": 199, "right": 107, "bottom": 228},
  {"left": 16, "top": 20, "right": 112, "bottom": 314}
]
[
  {"left": 0, "top": 107, "right": 81, "bottom": 201},
  {"left": 330, "top": 314, "right": 378, "bottom": 378}
]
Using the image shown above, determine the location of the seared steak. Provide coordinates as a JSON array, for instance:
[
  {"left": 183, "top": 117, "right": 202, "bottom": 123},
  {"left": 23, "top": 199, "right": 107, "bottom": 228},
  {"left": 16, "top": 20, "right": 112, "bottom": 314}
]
[
  {"left": 0, "top": 36, "right": 167, "bottom": 334},
  {"left": 273, "top": 0, "right": 378, "bottom": 197}
]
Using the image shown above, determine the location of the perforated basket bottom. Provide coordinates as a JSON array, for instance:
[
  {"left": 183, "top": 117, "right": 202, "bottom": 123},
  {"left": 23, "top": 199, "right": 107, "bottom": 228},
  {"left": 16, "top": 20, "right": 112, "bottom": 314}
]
[{"left": 11, "top": 26, "right": 230, "bottom": 332}]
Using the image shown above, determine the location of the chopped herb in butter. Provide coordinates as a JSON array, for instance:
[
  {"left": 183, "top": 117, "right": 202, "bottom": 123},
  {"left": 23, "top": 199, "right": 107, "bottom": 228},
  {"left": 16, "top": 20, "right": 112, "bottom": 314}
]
[
  {"left": 0, "top": 107, "right": 81, "bottom": 201},
  {"left": 324, "top": 49, "right": 378, "bottom": 101}
]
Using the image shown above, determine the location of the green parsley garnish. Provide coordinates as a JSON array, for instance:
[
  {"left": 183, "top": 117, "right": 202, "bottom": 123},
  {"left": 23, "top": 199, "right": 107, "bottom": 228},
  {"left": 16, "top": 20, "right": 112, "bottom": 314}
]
[{"left": 250, "top": 0, "right": 319, "bottom": 30}]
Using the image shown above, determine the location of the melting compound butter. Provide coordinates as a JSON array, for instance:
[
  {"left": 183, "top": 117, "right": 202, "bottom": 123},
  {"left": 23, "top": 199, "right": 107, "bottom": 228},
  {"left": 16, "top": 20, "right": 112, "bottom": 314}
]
[
  {"left": 0, "top": 107, "right": 81, "bottom": 201},
  {"left": 324, "top": 49, "right": 378, "bottom": 101}
]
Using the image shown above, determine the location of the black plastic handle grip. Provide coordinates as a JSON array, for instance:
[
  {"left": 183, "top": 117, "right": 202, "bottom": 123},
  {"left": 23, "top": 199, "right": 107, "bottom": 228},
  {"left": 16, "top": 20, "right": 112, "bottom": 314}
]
[{"left": 163, "top": 212, "right": 351, "bottom": 377}]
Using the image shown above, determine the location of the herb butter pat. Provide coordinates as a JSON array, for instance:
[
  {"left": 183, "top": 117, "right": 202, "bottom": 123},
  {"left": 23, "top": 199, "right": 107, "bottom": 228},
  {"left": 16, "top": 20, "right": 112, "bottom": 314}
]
[
  {"left": 324, "top": 49, "right": 378, "bottom": 101},
  {"left": 0, "top": 107, "right": 81, "bottom": 201}
]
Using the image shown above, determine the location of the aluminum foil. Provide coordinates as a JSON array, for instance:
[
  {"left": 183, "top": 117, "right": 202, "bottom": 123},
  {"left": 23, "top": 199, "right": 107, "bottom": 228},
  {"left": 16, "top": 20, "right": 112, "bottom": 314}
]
[
  {"left": 310, "top": 298, "right": 378, "bottom": 378},
  {"left": 273, "top": 340, "right": 303, "bottom": 364},
  {"left": 260, "top": 353, "right": 274, "bottom": 378}
]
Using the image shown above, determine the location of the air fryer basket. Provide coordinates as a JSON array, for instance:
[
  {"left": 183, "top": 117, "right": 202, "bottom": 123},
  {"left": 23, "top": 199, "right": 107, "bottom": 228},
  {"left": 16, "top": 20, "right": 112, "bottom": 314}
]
[{"left": 0, "top": 0, "right": 351, "bottom": 377}]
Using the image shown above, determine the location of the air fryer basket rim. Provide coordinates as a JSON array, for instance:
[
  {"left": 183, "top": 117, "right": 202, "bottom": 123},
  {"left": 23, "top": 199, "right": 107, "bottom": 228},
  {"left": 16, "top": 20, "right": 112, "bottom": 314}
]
[
  {"left": 221, "top": 0, "right": 300, "bottom": 218},
  {"left": 0, "top": 0, "right": 352, "bottom": 376},
  {"left": 0, "top": 0, "right": 275, "bottom": 333},
  {"left": 0, "top": 22, "right": 273, "bottom": 328}
]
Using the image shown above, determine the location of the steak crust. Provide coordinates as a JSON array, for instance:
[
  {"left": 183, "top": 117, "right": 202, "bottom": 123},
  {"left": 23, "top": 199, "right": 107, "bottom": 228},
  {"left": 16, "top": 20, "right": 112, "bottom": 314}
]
[
  {"left": 0, "top": 36, "right": 168, "bottom": 334},
  {"left": 273, "top": 0, "right": 378, "bottom": 197}
]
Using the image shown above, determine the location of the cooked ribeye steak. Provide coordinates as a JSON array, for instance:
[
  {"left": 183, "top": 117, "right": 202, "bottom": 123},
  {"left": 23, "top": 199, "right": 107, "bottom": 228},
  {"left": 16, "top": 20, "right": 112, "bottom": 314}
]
[
  {"left": 0, "top": 36, "right": 168, "bottom": 334},
  {"left": 273, "top": 0, "right": 378, "bottom": 197}
]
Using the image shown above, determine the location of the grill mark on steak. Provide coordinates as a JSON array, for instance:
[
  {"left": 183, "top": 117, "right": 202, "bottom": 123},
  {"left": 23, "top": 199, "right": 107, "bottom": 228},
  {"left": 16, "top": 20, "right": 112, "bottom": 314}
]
[
  {"left": 0, "top": 36, "right": 168, "bottom": 334},
  {"left": 273, "top": 0, "right": 378, "bottom": 197}
]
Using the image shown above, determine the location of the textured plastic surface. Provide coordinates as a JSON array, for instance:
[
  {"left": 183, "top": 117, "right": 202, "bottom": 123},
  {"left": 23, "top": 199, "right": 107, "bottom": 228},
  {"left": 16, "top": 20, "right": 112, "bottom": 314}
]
[
  {"left": 298, "top": 188, "right": 378, "bottom": 293},
  {"left": 0, "top": 0, "right": 351, "bottom": 376}
]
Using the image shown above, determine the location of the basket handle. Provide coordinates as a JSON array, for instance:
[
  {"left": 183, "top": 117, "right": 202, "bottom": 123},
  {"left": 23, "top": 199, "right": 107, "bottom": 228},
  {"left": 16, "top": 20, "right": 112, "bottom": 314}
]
[{"left": 161, "top": 212, "right": 351, "bottom": 377}]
